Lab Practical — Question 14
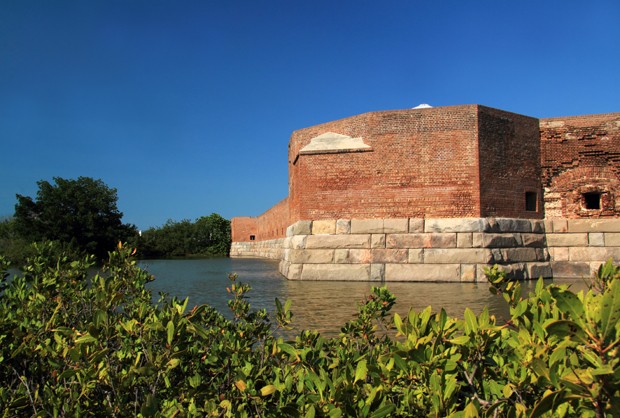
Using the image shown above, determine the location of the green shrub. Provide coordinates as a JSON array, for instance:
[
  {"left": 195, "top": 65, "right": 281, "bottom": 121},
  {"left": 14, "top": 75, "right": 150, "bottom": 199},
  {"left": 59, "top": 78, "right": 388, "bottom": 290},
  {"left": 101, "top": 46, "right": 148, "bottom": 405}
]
[{"left": 0, "top": 243, "right": 618, "bottom": 417}]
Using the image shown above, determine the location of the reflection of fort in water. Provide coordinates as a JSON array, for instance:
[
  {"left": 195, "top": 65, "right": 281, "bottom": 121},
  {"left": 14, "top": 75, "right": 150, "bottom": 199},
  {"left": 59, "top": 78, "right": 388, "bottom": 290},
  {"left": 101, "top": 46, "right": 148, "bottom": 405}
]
[{"left": 231, "top": 105, "right": 620, "bottom": 282}]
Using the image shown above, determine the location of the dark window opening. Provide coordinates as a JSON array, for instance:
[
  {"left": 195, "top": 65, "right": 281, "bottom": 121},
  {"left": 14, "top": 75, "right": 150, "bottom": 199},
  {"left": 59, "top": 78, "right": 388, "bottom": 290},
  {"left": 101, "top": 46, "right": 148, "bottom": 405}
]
[
  {"left": 583, "top": 192, "right": 601, "bottom": 210},
  {"left": 249, "top": 235, "right": 256, "bottom": 241},
  {"left": 525, "top": 192, "right": 537, "bottom": 212}
]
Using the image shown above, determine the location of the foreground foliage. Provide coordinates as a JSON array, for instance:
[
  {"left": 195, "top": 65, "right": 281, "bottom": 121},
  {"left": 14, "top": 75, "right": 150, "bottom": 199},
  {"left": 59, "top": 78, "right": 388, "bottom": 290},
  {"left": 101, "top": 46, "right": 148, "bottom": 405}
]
[{"left": 0, "top": 243, "right": 618, "bottom": 417}]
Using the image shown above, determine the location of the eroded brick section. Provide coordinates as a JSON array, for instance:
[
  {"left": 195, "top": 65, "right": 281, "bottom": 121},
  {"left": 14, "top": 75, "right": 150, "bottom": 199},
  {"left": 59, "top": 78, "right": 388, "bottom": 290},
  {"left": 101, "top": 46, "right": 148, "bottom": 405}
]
[{"left": 540, "top": 113, "right": 620, "bottom": 218}]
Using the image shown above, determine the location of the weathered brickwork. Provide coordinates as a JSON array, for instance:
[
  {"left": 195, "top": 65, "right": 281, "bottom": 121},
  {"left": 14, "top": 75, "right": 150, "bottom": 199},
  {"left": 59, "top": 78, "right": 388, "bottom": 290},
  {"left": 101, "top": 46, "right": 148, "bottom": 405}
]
[
  {"left": 230, "top": 198, "right": 290, "bottom": 243},
  {"left": 287, "top": 105, "right": 543, "bottom": 222},
  {"left": 478, "top": 107, "right": 543, "bottom": 218},
  {"left": 231, "top": 105, "right": 619, "bottom": 281},
  {"left": 541, "top": 113, "right": 620, "bottom": 218}
]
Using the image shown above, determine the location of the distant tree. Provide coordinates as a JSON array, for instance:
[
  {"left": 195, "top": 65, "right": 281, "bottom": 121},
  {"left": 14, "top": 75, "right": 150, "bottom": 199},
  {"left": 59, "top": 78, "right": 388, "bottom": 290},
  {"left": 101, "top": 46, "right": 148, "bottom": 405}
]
[
  {"left": 194, "top": 213, "right": 231, "bottom": 256},
  {"left": 14, "top": 177, "right": 137, "bottom": 259},
  {"left": 139, "top": 214, "right": 231, "bottom": 258},
  {"left": 0, "top": 217, "right": 34, "bottom": 263}
]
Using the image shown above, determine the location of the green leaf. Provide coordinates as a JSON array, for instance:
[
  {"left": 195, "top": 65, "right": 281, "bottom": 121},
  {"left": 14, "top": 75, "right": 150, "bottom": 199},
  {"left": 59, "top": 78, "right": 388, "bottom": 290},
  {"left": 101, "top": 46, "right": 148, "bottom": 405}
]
[
  {"left": 75, "top": 334, "right": 97, "bottom": 345},
  {"left": 550, "top": 288, "right": 584, "bottom": 320},
  {"left": 530, "top": 390, "right": 566, "bottom": 418},
  {"left": 328, "top": 407, "right": 342, "bottom": 418},
  {"left": 599, "top": 279, "right": 620, "bottom": 342},
  {"left": 369, "top": 404, "right": 395, "bottom": 418},
  {"left": 449, "top": 335, "right": 470, "bottom": 345},
  {"left": 394, "top": 313, "right": 403, "bottom": 334},
  {"left": 354, "top": 359, "right": 367, "bottom": 384},
  {"left": 166, "top": 358, "right": 180, "bottom": 369},
  {"left": 304, "top": 406, "right": 316, "bottom": 418},
  {"left": 464, "top": 401, "right": 479, "bottom": 417},
  {"left": 545, "top": 320, "right": 588, "bottom": 344},
  {"left": 260, "top": 384, "right": 277, "bottom": 396},
  {"left": 278, "top": 342, "right": 300, "bottom": 361},
  {"left": 166, "top": 320, "right": 174, "bottom": 345},
  {"left": 464, "top": 308, "right": 478, "bottom": 334}
]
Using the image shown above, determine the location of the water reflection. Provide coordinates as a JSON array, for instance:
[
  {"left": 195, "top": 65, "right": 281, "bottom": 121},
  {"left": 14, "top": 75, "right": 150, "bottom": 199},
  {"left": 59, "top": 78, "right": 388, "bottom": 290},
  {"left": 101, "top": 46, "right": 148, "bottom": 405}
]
[{"left": 140, "top": 258, "right": 589, "bottom": 336}]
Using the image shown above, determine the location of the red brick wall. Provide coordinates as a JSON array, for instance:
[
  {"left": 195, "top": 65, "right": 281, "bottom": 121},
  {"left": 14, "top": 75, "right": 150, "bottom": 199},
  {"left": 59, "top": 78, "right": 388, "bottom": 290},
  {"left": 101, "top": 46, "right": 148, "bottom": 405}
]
[
  {"left": 478, "top": 106, "right": 543, "bottom": 218},
  {"left": 230, "top": 217, "right": 257, "bottom": 242},
  {"left": 288, "top": 105, "right": 482, "bottom": 221},
  {"left": 230, "top": 198, "right": 290, "bottom": 242},
  {"left": 540, "top": 113, "right": 620, "bottom": 218}
]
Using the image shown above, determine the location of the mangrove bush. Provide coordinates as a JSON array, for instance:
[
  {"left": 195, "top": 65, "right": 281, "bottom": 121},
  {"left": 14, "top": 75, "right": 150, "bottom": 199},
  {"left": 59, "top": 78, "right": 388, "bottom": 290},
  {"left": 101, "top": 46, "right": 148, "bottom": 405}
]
[{"left": 0, "top": 243, "right": 618, "bottom": 417}]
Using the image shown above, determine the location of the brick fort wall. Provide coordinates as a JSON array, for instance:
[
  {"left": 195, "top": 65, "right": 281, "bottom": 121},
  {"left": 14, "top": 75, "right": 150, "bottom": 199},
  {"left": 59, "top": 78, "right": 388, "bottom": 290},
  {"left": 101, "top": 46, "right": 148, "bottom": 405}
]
[
  {"left": 289, "top": 105, "right": 482, "bottom": 221},
  {"left": 540, "top": 113, "right": 620, "bottom": 218}
]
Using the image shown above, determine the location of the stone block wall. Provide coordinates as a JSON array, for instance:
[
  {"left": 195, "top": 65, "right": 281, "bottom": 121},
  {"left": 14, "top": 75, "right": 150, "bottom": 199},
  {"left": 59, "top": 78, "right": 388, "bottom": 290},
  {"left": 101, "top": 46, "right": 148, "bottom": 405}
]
[
  {"left": 230, "top": 238, "right": 285, "bottom": 259},
  {"left": 278, "top": 218, "right": 551, "bottom": 282},
  {"left": 544, "top": 218, "right": 620, "bottom": 278}
]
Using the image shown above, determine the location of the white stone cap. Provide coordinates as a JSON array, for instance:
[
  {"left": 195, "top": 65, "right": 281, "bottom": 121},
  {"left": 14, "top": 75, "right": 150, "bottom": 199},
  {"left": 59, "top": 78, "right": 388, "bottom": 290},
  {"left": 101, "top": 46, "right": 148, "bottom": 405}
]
[{"left": 299, "top": 132, "right": 372, "bottom": 155}]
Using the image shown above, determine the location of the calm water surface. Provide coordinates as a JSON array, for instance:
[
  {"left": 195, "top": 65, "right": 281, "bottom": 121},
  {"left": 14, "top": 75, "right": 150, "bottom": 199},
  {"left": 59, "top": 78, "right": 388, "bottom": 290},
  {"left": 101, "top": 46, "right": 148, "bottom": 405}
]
[{"left": 140, "top": 258, "right": 588, "bottom": 336}]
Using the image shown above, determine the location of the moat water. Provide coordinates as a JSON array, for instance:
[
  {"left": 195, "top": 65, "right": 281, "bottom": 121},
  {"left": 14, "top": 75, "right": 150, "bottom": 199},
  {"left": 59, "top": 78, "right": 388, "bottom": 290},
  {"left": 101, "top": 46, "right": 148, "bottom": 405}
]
[{"left": 140, "top": 258, "right": 589, "bottom": 336}]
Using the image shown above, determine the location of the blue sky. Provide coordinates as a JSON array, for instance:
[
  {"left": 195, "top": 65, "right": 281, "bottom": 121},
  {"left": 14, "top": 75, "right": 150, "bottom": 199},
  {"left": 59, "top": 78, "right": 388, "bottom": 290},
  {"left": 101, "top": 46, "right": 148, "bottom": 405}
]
[{"left": 1, "top": 1, "right": 618, "bottom": 230}]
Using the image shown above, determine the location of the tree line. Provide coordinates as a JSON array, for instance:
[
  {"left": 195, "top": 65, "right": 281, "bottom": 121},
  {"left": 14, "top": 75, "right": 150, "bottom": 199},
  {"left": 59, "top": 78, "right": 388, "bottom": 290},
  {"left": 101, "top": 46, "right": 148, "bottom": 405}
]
[{"left": 0, "top": 176, "right": 231, "bottom": 262}]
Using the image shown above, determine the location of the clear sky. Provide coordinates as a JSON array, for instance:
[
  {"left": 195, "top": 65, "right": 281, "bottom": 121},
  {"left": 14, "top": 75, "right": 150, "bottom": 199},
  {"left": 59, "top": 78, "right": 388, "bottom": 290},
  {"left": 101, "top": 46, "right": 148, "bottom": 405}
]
[{"left": 1, "top": 1, "right": 618, "bottom": 230}]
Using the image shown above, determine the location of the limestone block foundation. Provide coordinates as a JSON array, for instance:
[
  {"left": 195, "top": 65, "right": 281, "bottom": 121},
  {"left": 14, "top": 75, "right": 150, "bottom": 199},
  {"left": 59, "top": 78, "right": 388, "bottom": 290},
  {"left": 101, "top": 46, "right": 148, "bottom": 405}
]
[
  {"left": 231, "top": 218, "right": 620, "bottom": 281},
  {"left": 544, "top": 219, "right": 620, "bottom": 278},
  {"left": 229, "top": 238, "right": 285, "bottom": 260},
  {"left": 278, "top": 218, "right": 551, "bottom": 282}
]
